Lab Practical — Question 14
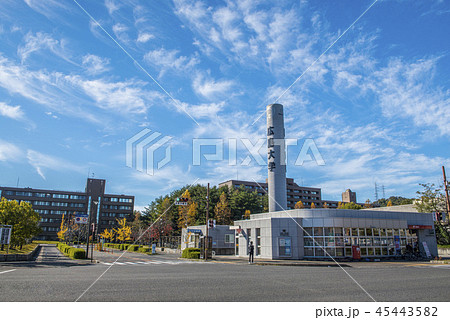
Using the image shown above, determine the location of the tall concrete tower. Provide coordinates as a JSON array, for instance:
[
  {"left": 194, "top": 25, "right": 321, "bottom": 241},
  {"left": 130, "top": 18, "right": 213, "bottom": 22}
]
[{"left": 267, "top": 103, "right": 287, "bottom": 212}]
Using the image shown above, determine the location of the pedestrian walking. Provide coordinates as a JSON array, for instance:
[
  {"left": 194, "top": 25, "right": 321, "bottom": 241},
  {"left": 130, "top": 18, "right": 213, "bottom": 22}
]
[{"left": 248, "top": 241, "right": 254, "bottom": 264}]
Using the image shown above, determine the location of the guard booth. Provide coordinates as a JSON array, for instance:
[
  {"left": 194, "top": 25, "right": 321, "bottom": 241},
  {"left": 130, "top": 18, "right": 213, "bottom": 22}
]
[{"left": 200, "top": 236, "right": 213, "bottom": 259}]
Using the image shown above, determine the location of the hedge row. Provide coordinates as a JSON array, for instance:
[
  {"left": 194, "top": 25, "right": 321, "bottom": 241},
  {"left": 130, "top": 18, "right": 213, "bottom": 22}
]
[
  {"left": 104, "top": 243, "right": 152, "bottom": 254},
  {"left": 57, "top": 243, "right": 86, "bottom": 259},
  {"left": 182, "top": 248, "right": 200, "bottom": 259}
]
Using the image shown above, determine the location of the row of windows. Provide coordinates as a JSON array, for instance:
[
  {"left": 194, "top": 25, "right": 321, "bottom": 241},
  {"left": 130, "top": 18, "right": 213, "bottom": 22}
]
[
  {"left": 303, "top": 227, "right": 419, "bottom": 257},
  {"left": 2, "top": 190, "right": 87, "bottom": 200},
  {"left": 32, "top": 201, "right": 85, "bottom": 208},
  {"left": 104, "top": 197, "right": 133, "bottom": 203},
  {"left": 304, "top": 236, "right": 416, "bottom": 247},
  {"left": 288, "top": 189, "right": 319, "bottom": 195},
  {"left": 102, "top": 205, "right": 132, "bottom": 210},
  {"left": 303, "top": 227, "right": 414, "bottom": 238},
  {"left": 41, "top": 227, "right": 59, "bottom": 232},
  {"left": 101, "top": 212, "right": 129, "bottom": 218},
  {"left": 34, "top": 209, "right": 84, "bottom": 215},
  {"left": 40, "top": 218, "right": 61, "bottom": 223},
  {"left": 291, "top": 195, "right": 320, "bottom": 200}
]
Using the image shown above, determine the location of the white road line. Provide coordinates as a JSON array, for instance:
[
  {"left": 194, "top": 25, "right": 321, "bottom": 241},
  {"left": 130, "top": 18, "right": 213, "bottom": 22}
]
[{"left": 0, "top": 269, "right": 16, "bottom": 275}]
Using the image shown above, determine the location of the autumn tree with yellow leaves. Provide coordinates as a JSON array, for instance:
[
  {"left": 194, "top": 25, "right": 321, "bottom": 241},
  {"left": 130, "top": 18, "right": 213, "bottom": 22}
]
[{"left": 114, "top": 218, "right": 131, "bottom": 243}]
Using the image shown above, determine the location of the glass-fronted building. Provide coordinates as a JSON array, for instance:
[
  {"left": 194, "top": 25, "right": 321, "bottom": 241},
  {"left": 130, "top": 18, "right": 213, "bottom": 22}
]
[{"left": 234, "top": 209, "right": 437, "bottom": 260}]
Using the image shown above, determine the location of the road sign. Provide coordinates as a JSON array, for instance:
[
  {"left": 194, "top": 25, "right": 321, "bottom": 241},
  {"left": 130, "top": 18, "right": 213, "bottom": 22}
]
[
  {"left": 75, "top": 214, "right": 89, "bottom": 224},
  {"left": 0, "top": 225, "right": 12, "bottom": 245}
]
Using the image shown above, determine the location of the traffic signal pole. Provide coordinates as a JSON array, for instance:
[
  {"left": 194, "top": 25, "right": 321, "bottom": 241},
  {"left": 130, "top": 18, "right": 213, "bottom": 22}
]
[
  {"left": 205, "top": 183, "right": 209, "bottom": 261},
  {"left": 443, "top": 166, "right": 450, "bottom": 222}
]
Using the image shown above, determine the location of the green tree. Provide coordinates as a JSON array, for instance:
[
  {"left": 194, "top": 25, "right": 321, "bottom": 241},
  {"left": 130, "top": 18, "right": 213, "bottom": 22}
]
[
  {"left": 338, "top": 202, "right": 363, "bottom": 210},
  {"left": 414, "top": 183, "right": 446, "bottom": 213},
  {"left": 228, "top": 186, "right": 262, "bottom": 221},
  {"left": 0, "top": 198, "right": 41, "bottom": 249}
]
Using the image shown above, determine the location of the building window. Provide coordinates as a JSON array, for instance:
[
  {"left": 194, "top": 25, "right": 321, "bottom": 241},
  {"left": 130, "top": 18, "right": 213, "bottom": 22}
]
[
  {"left": 53, "top": 194, "right": 69, "bottom": 199},
  {"left": 224, "top": 234, "right": 234, "bottom": 243},
  {"left": 52, "top": 202, "right": 68, "bottom": 207},
  {"left": 70, "top": 203, "right": 85, "bottom": 208},
  {"left": 70, "top": 195, "right": 86, "bottom": 200},
  {"left": 119, "top": 198, "right": 132, "bottom": 203},
  {"left": 34, "top": 201, "right": 51, "bottom": 206},
  {"left": 303, "top": 227, "right": 417, "bottom": 258},
  {"left": 256, "top": 228, "right": 261, "bottom": 256}
]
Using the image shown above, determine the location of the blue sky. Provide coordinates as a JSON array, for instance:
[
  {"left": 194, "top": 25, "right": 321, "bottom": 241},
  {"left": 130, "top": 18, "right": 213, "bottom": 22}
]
[{"left": 0, "top": 0, "right": 449, "bottom": 210}]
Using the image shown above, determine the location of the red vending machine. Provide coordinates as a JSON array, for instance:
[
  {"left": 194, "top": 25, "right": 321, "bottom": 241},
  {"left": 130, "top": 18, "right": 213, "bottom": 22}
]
[{"left": 352, "top": 245, "right": 361, "bottom": 260}]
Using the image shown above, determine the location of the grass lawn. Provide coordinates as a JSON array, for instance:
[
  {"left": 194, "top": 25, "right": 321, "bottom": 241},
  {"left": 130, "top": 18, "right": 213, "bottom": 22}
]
[{"left": 0, "top": 242, "right": 39, "bottom": 255}]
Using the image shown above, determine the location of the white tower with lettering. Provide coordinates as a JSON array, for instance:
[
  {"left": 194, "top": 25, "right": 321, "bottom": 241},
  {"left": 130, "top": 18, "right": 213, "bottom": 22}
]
[{"left": 267, "top": 103, "right": 287, "bottom": 212}]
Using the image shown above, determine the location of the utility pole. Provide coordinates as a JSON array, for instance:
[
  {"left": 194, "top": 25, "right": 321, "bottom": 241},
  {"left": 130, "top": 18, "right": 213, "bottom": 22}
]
[
  {"left": 443, "top": 166, "right": 450, "bottom": 222},
  {"left": 86, "top": 200, "right": 98, "bottom": 261},
  {"left": 205, "top": 183, "right": 209, "bottom": 261}
]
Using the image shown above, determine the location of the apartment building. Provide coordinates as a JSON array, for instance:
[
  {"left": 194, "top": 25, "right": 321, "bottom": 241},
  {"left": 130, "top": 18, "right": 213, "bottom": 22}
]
[
  {"left": 219, "top": 178, "right": 323, "bottom": 209},
  {"left": 0, "top": 178, "right": 134, "bottom": 240}
]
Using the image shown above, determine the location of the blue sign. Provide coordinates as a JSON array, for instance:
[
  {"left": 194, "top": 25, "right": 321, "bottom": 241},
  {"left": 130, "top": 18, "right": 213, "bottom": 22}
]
[{"left": 187, "top": 229, "right": 203, "bottom": 235}]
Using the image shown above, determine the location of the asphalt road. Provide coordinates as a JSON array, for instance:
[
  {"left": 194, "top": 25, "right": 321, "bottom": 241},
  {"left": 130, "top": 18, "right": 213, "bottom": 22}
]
[{"left": 0, "top": 245, "right": 449, "bottom": 302}]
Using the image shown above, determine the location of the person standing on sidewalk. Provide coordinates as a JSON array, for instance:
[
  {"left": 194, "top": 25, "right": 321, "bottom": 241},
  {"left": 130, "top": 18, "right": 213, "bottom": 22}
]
[{"left": 248, "top": 241, "right": 254, "bottom": 264}]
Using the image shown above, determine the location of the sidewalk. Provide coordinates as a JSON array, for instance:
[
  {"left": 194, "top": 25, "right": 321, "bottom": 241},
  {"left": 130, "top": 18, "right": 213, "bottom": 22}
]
[{"left": 209, "top": 255, "right": 351, "bottom": 267}]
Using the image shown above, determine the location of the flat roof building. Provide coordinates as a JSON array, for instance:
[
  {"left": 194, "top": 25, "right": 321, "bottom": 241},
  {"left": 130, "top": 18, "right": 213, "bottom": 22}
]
[
  {"left": 233, "top": 209, "right": 437, "bottom": 260},
  {"left": 219, "top": 178, "right": 323, "bottom": 209},
  {"left": 0, "top": 178, "right": 134, "bottom": 240}
]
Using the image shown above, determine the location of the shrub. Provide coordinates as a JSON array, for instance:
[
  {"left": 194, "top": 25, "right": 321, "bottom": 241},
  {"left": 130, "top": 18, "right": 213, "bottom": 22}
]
[
  {"left": 70, "top": 248, "right": 86, "bottom": 259},
  {"left": 182, "top": 248, "right": 201, "bottom": 259},
  {"left": 129, "top": 245, "right": 139, "bottom": 252},
  {"left": 57, "top": 243, "right": 86, "bottom": 260},
  {"left": 138, "top": 247, "right": 150, "bottom": 253}
]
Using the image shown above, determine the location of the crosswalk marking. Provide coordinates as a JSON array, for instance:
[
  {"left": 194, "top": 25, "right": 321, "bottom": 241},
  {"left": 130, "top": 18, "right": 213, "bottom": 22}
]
[{"left": 100, "top": 260, "right": 196, "bottom": 266}]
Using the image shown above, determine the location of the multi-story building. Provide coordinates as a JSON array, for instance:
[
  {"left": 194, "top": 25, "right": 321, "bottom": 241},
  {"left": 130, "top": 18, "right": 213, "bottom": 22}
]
[
  {"left": 342, "top": 189, "right": 357, "bottom": 203},
  {"left": 0, "top": 178, "right": 134, "bottom": 240},
  {"left": 219, "top": 178, "right": 322, "bottom": 209}
]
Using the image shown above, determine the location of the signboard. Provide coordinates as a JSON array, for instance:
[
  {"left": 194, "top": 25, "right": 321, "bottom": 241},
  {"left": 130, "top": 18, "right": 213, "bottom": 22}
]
[
  {"left": 187, "top": 229, "right": 202, "bottom": 235},
  {"left": 0, "top": 226, "right": 12, "bottom": 245},
  {"left": 422, "top": 242, "right": 431, "bottom": 258},
  {"left": 408, "top": 225, "right": 432, "bottom": 230},
  {"left": 75, "top": 214, "right": 89, "bottom": 224},
  {"left": 152, "top": 243, "right": 156, "bottom": 254}
]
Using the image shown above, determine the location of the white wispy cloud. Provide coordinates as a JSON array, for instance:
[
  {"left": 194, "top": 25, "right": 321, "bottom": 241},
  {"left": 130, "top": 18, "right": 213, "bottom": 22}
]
[
  {"left": 191, "top": 73, "right": 235, "bottom": 100},
  {"left": 0, "top": 102, "right": 25, "bottom": 121},
  {"left": 0, "top": 139, "right": 22, "bottom": 162},
  {"left": 371, "top": 57, "right": 450, "bottom": 136},
  {"left": 105, "top": 0, "right": 120, "bottom": 15},
  {"left": 81, "top": 54, "right": 111, "bottom": 75},
  {"left": 26, "top": 149, "right": 86, "bottom": 180},
  {"left": 136, "top": 32, "right": 154, "bottom": 43},
  {"left": 144, "top": 47, "right": 199, "bottom": 77},
  {"left": 18, "top": 31, "right": 74, "bottom": 65}
]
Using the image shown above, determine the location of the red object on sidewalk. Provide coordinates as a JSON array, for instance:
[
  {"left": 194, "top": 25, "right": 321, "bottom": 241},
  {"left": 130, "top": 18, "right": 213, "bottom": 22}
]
[{"left": 352, "top": 245, "right": 361, "bottom": 260}]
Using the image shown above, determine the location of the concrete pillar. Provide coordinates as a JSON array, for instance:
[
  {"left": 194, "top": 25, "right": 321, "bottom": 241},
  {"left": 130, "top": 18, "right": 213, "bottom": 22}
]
[{"left": 267, "top": 103, "right": 287, "bottom": 212}]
